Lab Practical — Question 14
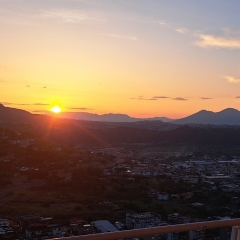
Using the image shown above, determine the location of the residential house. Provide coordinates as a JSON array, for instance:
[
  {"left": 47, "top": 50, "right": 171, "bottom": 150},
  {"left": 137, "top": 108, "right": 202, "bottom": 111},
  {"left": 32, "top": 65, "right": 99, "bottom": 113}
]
[
  {"left": 0, "top": 219, "right": 15, "bottom": 239},
  {"left": 126, "top": 212, "right": 162, "bottom": 229},
  {"left": 168, "top": 213, "right": 190, "bottom": 224},
  {"left": 157, "top": 192, "right": 169, "bottom": 201}
]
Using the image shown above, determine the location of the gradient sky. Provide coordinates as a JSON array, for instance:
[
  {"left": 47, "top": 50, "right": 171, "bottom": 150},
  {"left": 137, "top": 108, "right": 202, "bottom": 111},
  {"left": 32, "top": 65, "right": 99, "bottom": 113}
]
[{"left": 1, "top": 0, "right": 240, "bottom": 119}]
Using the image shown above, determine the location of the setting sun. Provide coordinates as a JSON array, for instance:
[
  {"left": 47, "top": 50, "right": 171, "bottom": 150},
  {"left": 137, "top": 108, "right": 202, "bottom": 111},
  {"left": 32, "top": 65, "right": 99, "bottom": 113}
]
[{"left": 50, "top": 106, "right": 62, "bottom": 113}]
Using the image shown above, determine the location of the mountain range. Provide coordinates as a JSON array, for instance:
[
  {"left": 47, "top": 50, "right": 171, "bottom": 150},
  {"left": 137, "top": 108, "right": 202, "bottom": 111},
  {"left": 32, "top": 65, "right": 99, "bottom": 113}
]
[
  {"left": 1, "top": 103, "right": 240, "bottom": 125},
  {"left": 52, "top": 108, "right": 240, "bottom": 125},
  {"left": 2, "top": 103, "right": 240, "bottom": 146},
  {"left": 58, "top": 112, "right": 173, "bottom": 122}
]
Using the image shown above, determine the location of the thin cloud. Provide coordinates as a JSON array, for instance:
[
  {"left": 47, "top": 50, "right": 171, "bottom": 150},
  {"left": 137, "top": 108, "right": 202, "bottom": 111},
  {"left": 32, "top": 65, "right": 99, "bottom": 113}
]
[
  {"left": 224, "top": 76, "right": 240, "bottom": 83},
  {"left": 33, "top": 110, "right": 49, "bottom": 114},
  {"left": 34, "top": 103, "right": 49, "bottom": 106},
  {"left": 152, "top": 96, "right": 169, "bottom": 99},
  {"left": 236, "top": 96, "right": 240, "bottom": 98},
  {"left": 158, "top": 21, "right": 166, "bottom": 26},
  {"left": 41, "top": 10, "right": 106, "bottom": 23},
  {"left": 172, "top": 97, "right": 188, "bottom": 101},
  {"left": 70, "top": 107, "right": 93, "bottom": 110},
  {"left": 201, "top": 97, "right": 212, "bottom": 100},
  {"left": 176, "top": 28, "right": 188, "bottom": 34},
  {"left": 0, "top": 102, "right": 12, "bottom": 105},
  {"left": 132, "top": 96, "right": 158, "bottom": 101},
  {"left": 196, "top": 34, "right": 240, "bottom": 49},
  {"left": 17, "top": 103, "right": 31, "bottom": 106},
  {"left": 0, "top": 102, "right": 49, "bottom": 106},
  {"left": 132, "top": 95, "right": 170, "bottom": 101},
  {"left": 0, "top": 102, "right": 30, "bottom": 106},
  {"left": 222, "top": 28, "right": 240, "bottom": 36},
  {"left": 107, "top": 34, "right": 137, "bottom": 41},
  {"left": 26, "top": 85, "right": 30, "bottom": 87},
  {"left": 146, "top": 98, "right": 157, "bottom": 101}
]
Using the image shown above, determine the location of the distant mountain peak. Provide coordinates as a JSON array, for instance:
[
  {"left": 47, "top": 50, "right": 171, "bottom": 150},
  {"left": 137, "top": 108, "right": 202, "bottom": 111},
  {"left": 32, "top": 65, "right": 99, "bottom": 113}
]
[
  {"left": 218, "top": 108, "right": 239, "bottom": 113},
  {"left": 173, "top": 108, "right": 240, "bottom": 125},
  {"left": 195, "top": 109, "right": 212, "bottom": 114}
]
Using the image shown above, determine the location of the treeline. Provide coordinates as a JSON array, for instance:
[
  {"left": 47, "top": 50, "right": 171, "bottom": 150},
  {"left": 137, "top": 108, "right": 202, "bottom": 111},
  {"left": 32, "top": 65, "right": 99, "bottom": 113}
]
[
  {"left": 2, "top": 119, "right": 240, "bottom": 147},
  {"left": 33, "top": 125, "right": 240, "bottom": 147}
]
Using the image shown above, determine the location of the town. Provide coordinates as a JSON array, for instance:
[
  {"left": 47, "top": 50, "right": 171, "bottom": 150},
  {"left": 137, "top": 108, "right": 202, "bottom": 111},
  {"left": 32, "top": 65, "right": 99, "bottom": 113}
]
[{"left": 1, "top": 128, "right": 240, "bottom": 239}]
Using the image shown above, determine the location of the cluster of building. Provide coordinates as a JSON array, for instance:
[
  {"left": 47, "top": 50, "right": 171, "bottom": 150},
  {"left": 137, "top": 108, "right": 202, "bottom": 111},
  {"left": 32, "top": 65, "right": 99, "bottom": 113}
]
[
  {"left": 148, "top": 189, "right": 194, "bottom": 201},
  {"left": 125, "top": 212, "right": 201, "bottom": 240},
  {"left": 0, "top": 211, "right": 234, "bottom": 240},
  {"left": 10, "top": 139, "right": 35, "bottom": 148},
  {"left": 106, "top": 155, "right": 240, "bottom": 193},
  {"left": 0, "top": 219, "right": 15, "bottom": 238},
  {"left": 126, "top": 212, "right": 234, "bottom": 240},
  {"left": 0, "top": 215, "right": 100, "bottom": 240}
]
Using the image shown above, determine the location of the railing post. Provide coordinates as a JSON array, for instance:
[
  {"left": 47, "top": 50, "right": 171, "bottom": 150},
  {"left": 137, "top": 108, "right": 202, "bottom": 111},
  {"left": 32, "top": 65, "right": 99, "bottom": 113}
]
[
  {"left": 237, "top": 226, "right": 240, "bottom": 240},
  {"left": 231, "top": 226, "right": 240, "bottom": 240}
]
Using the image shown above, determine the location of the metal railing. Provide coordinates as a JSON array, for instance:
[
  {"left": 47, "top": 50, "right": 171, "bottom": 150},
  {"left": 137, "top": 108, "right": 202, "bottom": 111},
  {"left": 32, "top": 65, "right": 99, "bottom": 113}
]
[{"left": 51, "top": 218, "right": 240, "bottom": 240}]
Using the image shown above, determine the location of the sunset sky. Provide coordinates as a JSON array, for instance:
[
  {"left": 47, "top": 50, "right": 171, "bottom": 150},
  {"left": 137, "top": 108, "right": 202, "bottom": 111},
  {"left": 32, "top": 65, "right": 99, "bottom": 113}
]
[{"left": 1, "top": 0, "right": 240, "bottom": 119}]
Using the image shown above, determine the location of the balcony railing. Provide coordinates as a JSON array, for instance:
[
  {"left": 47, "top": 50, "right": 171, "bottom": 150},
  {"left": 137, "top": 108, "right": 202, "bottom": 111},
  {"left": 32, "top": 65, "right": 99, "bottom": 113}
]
[{"left": 52, "top": 218, "right": 240, "bottom": 240}]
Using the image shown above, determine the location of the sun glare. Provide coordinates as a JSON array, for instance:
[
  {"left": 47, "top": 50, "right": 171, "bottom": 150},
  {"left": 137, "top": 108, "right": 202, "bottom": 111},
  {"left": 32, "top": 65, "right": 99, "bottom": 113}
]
[{"left": 50, "top": 106, "right": 62, "bottom": 113}]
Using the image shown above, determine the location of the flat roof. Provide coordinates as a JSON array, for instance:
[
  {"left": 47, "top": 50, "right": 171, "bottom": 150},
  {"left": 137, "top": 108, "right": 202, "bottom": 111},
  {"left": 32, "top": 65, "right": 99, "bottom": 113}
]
[
  {"left": 20, "top": 215, "right": 41, "bottom": 220},
  {"left": 206, "top": 175, "right": 231, "bottom": 179},
  {"left": 127, "top": 212, "right": 160, "bottom": 219},
  {"left": 91, "top": 220, "right": 119, "bottom": 233}
]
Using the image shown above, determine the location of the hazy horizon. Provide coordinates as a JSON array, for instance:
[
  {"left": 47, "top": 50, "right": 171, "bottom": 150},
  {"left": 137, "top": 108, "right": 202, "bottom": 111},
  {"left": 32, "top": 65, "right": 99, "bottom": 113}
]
[{"left": 2, "top": 102, "right": 240, "bottom": 123}]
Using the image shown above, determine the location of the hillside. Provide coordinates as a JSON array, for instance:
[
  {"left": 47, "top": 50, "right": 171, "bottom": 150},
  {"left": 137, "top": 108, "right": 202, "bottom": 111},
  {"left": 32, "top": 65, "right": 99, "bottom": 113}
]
[
  {"left": 0, "top": 104, "right": 32, "bottom": 122},
  {"left": 2, "top": 104, "right": 240, "bottom": 147}
]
